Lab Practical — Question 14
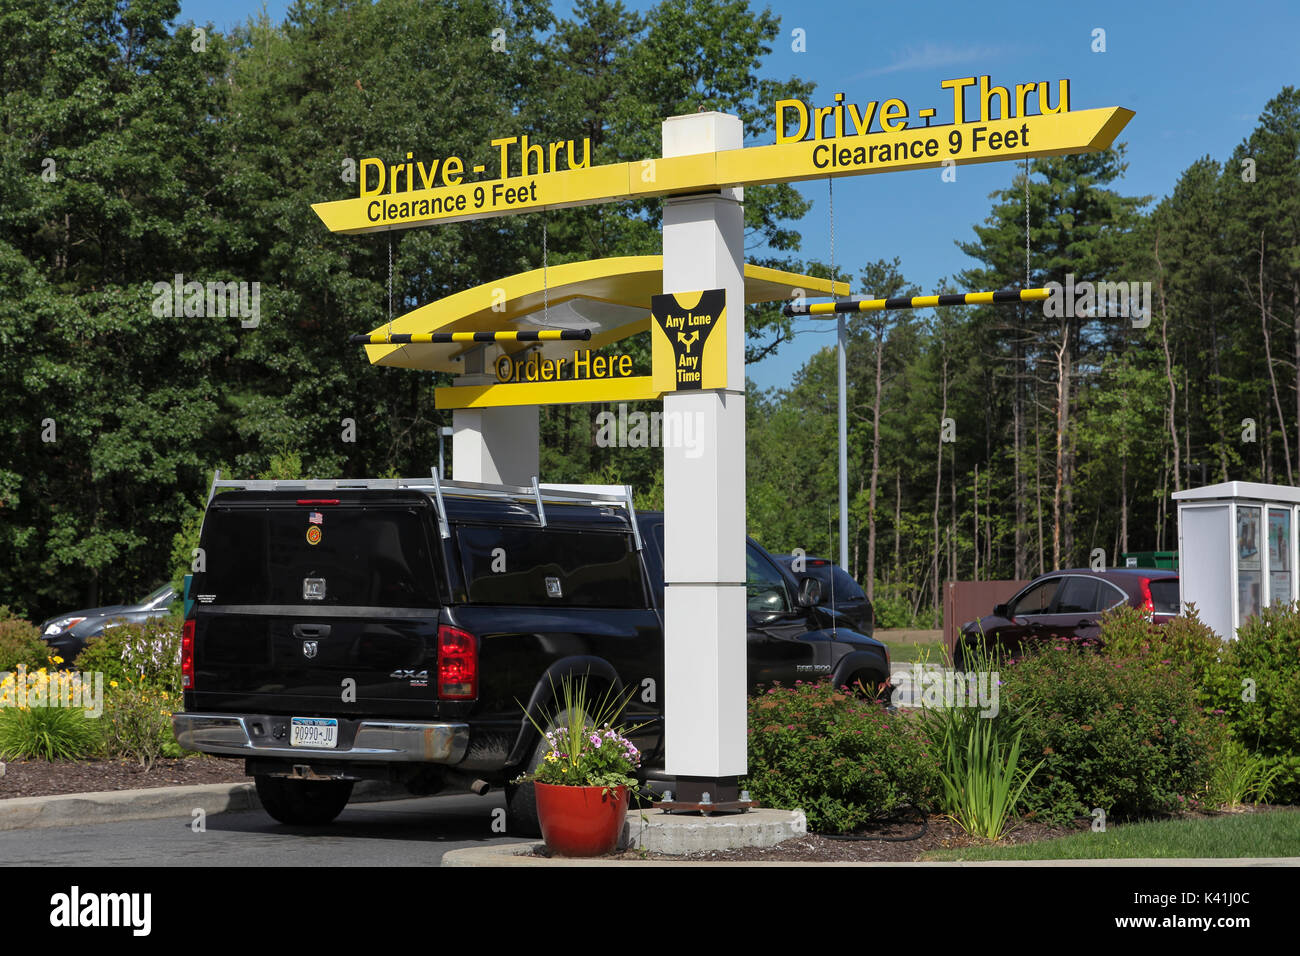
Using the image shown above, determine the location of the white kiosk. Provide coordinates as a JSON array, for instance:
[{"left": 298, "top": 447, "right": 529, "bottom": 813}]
[{"left": 1174, "top": 481, "right": 1300, "bottom": 638}]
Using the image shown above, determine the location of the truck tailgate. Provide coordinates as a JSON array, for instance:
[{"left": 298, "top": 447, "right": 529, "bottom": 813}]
[{"left": 186, "top": 492, "right": 448, "bottom": 719}]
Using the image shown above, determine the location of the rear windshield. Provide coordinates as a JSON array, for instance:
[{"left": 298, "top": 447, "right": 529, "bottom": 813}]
[
  {"left": 827, "top": 567, "right": 866, "bottom": 602},
  {"left": 1149, "top": 579, "right": 1180, "bottom": 614},
  {"left": 456, "top": 525, "right": 645, "bottom": 607},
  {"left": 196, "top": 505, "right": 442, "bottom": 608}
]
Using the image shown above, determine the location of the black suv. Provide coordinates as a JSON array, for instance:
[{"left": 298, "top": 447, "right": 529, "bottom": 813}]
[
  {"left": 173, "top": 475, "right": 889, "bottom": 831},
  {"left": 771, "top": 554, "right": 873, "bottom": 636}
]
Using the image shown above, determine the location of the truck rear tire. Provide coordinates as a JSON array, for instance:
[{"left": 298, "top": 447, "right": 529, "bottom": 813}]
[
  {"left": 255, "top": 775, "right": 354, "bottom": 826},
  {"left": 504, "top": 778, "right": 541, "bottom": 838}
]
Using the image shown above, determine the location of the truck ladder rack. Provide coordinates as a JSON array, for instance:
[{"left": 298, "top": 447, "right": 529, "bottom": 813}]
[{"left": 205, "top": 469, "right": 642, "bottom": 549}]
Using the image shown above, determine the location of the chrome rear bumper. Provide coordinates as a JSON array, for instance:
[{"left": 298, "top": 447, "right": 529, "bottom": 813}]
[{"left": 173, "top": 712, "right": 469, "bottom": 764}]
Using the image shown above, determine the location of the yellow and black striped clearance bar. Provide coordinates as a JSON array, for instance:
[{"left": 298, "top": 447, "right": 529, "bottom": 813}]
[
  {"left": 783, "top": 287, "right": 1050, "bottom": 316},
  {"left": 349, "top": 328, "right": 592, "bottom": 345}
]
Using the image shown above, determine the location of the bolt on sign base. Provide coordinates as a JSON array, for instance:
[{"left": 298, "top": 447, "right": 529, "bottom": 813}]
[{"left": 651, "top": 799, "right": 758, "bottom": 816}]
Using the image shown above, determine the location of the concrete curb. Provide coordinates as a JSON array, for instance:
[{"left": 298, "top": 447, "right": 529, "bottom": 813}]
[
  {"left": 622, "top": 807, "right": 805, "bottom": 854},
  {"left": 0, "top": 779, "right": 408, "bottom": 831},
  {"left": 442, "top": 843, "right": 1300, "bottom": 867},
  {"left": 0, "top": 782, "right": 259, "bottom": 830}
]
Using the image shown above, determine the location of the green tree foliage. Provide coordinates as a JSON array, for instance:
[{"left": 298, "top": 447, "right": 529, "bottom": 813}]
[
  {"left": 3, "top": 0, "right": 1299, "bottom": 632},
  {"left": 750, "top": 87, "right": 1300, "bottom": 617},
  {"left": 0, "top": 0, "right": 812, "bottom": 619},
  {"left": 1, "top": 0, "right": 236, "bottom": 613}
]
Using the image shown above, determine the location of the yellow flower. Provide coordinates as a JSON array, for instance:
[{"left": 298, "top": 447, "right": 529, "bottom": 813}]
[
  {"left": 110, "top": 680, "right": 119, "bottom": 688},
  {"left": 51, "top": 656, "right": 64, "bottom": 664}
]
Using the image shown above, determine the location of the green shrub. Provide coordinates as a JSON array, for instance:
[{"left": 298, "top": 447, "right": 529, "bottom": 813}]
[
  {"left": 76, "top": 620, "right": 186, "bottom": 767},
  {"left": 0, "top": 666, "right": 105, "bottom": 760},
  {"left": 0, "top": 706, "right": 103, "bottom": 760},
  {"left": 0, "top": 672, "right": 103, "bottom": 762},
  {"left": 1209, "top": 737, "right": 1285, "bottom": 809},
  {"left": 743, "top": 680, "right": 941, "bottom": 833},
  {"left": 75, "top": 618, "right": 182, "bottom": 693},
  {"left": 169, "top": 493, "right": 208, "bottom": 596},
  {"left": 1254, "top": 754, "right": 1300, "bottom": 804},
  {"left": 1210, "top": 604, "right": 1300, "bottom": 801},
  {"left": 1001, "top": 645, "right": 1224, "bottom": 824},
  {"left": 935, "top": 716, "right": 1043, "bottom": 840},
  {"left": 917, "top": 633, "right": 1042, "bottom": 839},
  {"left": 103, "top": 677, "right": 178, "bottom": 769},
  {"left": 0, "top": 609, "right": 51, "bottom": 672},
  {"left": 870, "top": 584, "right": 935, "bottom": 629},
  {"left": 1099, "top": 603, "right": 1227, "bottom": 694},
  {"left": 0, "top": 601, "right": 30, "bottom": 622}
]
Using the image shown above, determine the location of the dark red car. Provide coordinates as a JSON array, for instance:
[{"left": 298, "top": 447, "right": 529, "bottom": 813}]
[{"left": 952, "top": 568, "right": 1180, "bottom": 668}]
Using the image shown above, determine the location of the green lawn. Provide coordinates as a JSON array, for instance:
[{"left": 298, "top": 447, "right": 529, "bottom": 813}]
[
  {"left": 875, "top": 628, "right": 947, "bottom": 665},
  {"left": 923, "top": 810, "right": 1300, "bottom": 861},
  {"left": 884, "top": 643, "right": 947, "bottom": 664}
]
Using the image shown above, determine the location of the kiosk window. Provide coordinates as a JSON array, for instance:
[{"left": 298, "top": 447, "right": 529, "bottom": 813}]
[{"left": 1268, "top": 508, "right": 1292, "bottom": 606}]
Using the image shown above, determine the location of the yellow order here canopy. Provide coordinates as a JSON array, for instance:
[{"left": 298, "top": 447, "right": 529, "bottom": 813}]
[{"left": 353, "top": 256, "right": 849, "bottom": 409}]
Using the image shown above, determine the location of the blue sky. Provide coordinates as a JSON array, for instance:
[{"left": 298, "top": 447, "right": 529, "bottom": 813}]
[{"left": 179, "top": 0, "right": 1300, "bottom": 391}]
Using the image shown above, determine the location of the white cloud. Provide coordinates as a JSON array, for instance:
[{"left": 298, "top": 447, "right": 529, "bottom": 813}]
[{"left": 847, "top": 43, "right": 1012, "bottom": 80}]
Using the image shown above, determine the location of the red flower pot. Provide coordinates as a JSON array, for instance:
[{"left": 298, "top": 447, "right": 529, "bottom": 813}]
[{"left": 534, "top": 782, "right": 629, "bottom": 857}]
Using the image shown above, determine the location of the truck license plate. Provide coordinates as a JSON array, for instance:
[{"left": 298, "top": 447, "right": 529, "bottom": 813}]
[{"left": 290, "top": 717, "right": 338, "bottom": 748}]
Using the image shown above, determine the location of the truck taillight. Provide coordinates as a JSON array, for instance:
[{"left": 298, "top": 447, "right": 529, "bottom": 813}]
[
  {"left": 1138, "top": 577, "right": 1155, "bottom": 616},
  {"left": 437, "top": 625, "right": 477, "bottom": 700},
  {"left": 182, "top": 620, "right": 196, "bottom": 689}
]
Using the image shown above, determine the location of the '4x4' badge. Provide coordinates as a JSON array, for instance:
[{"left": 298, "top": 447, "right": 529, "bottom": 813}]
[{"left": 391, "top": 668, "right": 428, "bottom": 688}]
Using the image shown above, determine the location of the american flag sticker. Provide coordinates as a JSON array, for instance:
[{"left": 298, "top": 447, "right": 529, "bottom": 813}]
[{"left": 308, "top": 511, "right": 323, "bottom": 525}]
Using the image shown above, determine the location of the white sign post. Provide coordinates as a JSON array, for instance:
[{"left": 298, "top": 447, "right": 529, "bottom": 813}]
[{"left": 660, "top": 112, "right": 748, "bottom": 797}]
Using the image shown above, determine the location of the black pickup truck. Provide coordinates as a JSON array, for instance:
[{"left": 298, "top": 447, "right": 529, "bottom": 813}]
[{"left": 173, "top": 475, "right": 889, "bottom": 831}]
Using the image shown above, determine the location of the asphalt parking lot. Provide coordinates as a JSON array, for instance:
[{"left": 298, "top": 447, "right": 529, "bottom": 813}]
[{"left": 0, "top": 792, "right": 518, "bottom": 867}]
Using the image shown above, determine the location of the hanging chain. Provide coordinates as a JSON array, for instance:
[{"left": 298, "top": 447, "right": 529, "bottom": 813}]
[
  {"left": 828, "top": 177, "right": 835, "bottom": 299},
  {"left": 386, "top": 235, "right": 394, "bottom": 339},
  {"left": 1024, "top": 157, "right": 1031, "bottom": 288}
]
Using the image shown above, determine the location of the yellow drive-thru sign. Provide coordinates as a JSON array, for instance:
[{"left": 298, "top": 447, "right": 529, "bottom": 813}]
[
  {"left": 314, "top": 108, "right": 1129, "bottom": 234},
  {"left": 314, "top": 75, "right": 1132, "bottom": 235}
]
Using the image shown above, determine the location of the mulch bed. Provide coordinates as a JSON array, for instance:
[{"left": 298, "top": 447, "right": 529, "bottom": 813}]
[
  {"left": 641, "top": 818, "right": 1081, "bottom": 863},
  {"left": 0, "top": 757, "right": 249, "bottom": 800},
  {"left": 541, "top": 811, "right": 1091, "bottom": 863},
  {"left": 601, "top": 804, "right": 1295, "bottom": 862}
]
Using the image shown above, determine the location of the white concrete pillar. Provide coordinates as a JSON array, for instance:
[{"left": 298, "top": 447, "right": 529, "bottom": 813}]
[
  {"left": 450, "top": 371, "right": 539, "bottom": 485},
  {"left": 661, "top": 112, "right": 747, "bottom": 787}
]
